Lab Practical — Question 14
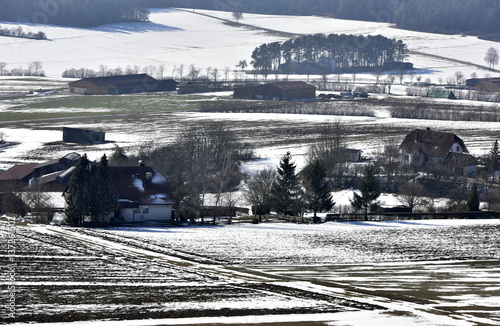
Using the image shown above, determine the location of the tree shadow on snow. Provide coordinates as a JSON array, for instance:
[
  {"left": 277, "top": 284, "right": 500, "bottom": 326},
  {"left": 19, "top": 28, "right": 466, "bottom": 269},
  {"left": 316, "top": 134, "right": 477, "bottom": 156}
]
[{"left": 92, "top": 22, "right": 183, "bottom": 34}]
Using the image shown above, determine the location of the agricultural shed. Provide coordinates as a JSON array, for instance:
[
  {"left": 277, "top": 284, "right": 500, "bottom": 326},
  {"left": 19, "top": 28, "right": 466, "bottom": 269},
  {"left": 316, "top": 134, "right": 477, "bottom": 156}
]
[
  {"left": 0, "top": 163, "right": 38, "bottom": 188},
  {"left": 68, "top": 74, "right": 177, "bottom": 95},
  {"left": 466, "top": 78, "right": 500, "bottom": 93},
  {"left": 63, "top": 127, "right": 105, "bottom": 144},
  {"left": 233, "top": 81, "right": 316, "bottom": 100},
  {"left": 426, "top": 89, "right": 456, "bottom": 99}
]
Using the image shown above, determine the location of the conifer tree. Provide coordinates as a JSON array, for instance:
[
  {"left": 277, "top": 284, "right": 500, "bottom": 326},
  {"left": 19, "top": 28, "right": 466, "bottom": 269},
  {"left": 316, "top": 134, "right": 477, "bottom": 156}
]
[
  {"left": 271, "top": 152, "right": 300, "bottom": 215},
  {"left": 350, "top": 165, "right": 381, "bottom": 221},
  {"left": 91, "top": 154, "right": 119, "bottom": 224},
  {"left": 487, "top": 140, "right": 500, "bottom": 174},
  {"left": 301, "top": 160, "right": 334, "bottom": 222},
  {"left": 65, "top": 154, "right": 91, "bottom": 226},
  {"left": 467, "top": 184, "right": 480, "bottom": 212}
]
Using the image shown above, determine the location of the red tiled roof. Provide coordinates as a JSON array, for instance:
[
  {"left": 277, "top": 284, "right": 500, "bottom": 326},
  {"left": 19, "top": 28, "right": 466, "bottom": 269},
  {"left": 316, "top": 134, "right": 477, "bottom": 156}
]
[
  {"left": 0, "top": 163, "right": 37, "bottom": 181},
  {"left": 400, "top": 129, "right": 468, "bottom": 158}
]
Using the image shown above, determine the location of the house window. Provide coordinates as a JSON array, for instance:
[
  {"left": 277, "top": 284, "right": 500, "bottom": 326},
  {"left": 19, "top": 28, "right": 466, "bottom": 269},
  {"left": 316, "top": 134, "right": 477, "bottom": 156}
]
[
  {"left": 456, "top": 146, "right": 460, "bottom": 152},
  {"left": 143, "top": 207, "right": 149, "bottom": 214}
]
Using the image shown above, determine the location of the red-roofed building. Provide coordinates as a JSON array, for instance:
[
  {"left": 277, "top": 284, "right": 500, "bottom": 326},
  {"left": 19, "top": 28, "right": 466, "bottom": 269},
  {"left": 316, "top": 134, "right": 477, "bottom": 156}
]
[
  {"left": 400, "top": 128, "right": 476, "bottom": 176},
  {"left": 233, "top": 81, "right": 316, "bottom": 100},
  {"left": 0, "top": 163, "right": 38, "bottom": 189},
  {"left": 68, "top": 74, "right": 177, "bottom": 95}
]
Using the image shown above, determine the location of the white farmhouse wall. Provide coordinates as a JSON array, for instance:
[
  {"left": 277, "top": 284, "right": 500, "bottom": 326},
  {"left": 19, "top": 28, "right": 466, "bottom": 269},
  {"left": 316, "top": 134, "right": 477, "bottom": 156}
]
[
  {"left": 449, "top": 142, "right": 464, "bottom": 154},
  {"left": 120, "top": 205, "right": 173, "bottom": 223}
]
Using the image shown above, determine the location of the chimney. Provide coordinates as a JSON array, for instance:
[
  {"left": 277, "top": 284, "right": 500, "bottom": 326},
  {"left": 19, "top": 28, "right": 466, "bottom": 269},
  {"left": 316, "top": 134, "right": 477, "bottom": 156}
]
[
  {"left": 426, "top": 127, "right": 431, "bottom": 131},
  {"left": 138, "top": 160, "right": 145, "bottom": 167}
]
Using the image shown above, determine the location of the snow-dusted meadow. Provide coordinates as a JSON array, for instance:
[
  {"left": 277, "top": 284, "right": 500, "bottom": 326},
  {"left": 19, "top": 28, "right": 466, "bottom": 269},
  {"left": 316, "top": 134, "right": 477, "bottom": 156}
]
[{"left": 2, "top": 220, "right": 499, "bottom": 325}]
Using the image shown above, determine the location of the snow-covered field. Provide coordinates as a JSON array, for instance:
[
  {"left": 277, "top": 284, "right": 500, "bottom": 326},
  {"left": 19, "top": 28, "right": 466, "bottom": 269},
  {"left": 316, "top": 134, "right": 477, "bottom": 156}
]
[
  {"left": 0, "top": 8, "right": 498, "bottom": 81},
  {"left": 2, "top": 220, "right": 499, "bottom": 325}
]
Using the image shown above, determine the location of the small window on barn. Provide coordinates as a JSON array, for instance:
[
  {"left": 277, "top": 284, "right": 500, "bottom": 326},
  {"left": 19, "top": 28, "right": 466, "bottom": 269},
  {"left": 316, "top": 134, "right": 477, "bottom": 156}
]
[
  {"left": 143, "top": 207, "right": 149, "bottom": 214},
  {"left": 456, "top": 146, "right": 460, "bottom": 152}
]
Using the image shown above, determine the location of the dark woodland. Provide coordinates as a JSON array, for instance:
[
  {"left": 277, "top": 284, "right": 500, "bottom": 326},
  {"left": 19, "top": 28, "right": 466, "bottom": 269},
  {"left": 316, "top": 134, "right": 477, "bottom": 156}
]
[{"left": 0, "top": 0, "right": 150, "bottom": 27}]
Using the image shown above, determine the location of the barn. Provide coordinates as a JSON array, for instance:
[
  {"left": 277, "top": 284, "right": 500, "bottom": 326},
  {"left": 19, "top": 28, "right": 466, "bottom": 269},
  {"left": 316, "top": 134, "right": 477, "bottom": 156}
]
[
  {"left": 234, "top": 81, "right": 316, "bottom": 100},
  {"left": 466, "top": 77, "right": 500, "bottom": 93},
  {"left": 68, "top": 74, "right": 177, "bottom": 95}
]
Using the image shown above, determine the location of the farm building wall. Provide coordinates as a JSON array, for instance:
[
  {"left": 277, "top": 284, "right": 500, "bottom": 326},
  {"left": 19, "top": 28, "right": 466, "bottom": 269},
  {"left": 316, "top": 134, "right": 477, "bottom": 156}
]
[
  {"left": 62, "top": 127, "right": 105, "bottom": 144},
  {"left": 120, "top": 205, "right": 173, "bottom": 223}
]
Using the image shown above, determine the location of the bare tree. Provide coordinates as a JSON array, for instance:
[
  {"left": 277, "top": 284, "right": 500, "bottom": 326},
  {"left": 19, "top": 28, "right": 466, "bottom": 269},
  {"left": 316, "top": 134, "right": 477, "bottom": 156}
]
[
  {"left": 398, "top": 68, "right": 406, "bottom": 84},
  {"left": 177, "top": 64, "right": 185, "bottom": 81},
  {"left": 455, "top": 71, "right": 464, "bottom": 85},
  {"left": 188, "top": 64, "right": 200, "bottom": 81},
  {"left": 232, "top": 7, "right": 243, "bottom": 23},
  {"left": 0, "top": 62, "right": 7, "bottom": 75},
  {"left": 384, "top": 75, "right": 396, "bottom": 93},
  {"left": 398, "top": 182, "right": 425, "bottom": 211},
  {"left": 29, "top": 61, "right": 44, "bottom": 76},
  {"left": 157, "top": 64, "right": 165, "bottom": 79},
  {"left": 223, "top": 66, "right": 231, "bottom": 82},
  {"left": 244, "top": 168, "right": 276, "bottom": 221},
  {"left": 484, "top": 47, "right": 499, "bottom": 70},
  {"left": 211, "top": 67, "right": 220, "bottom": 82},
  {"left": 372, "top": 70, "right": 383, "bottom": 84}
]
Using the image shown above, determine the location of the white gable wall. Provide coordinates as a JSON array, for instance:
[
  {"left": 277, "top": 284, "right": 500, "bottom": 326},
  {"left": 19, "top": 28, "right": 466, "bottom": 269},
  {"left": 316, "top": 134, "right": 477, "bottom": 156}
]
[
  {"left": 449, "top": 142, "right": 464, "bottom": 154},
  {"left": 120, "top": 205, "right": 173, "bottom": 223}
]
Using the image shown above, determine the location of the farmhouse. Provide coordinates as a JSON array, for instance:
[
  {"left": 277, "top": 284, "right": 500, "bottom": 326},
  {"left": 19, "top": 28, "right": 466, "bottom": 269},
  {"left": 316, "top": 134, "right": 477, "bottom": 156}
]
[
  {"left": 400, "top": 128, "right": 476, "bottom": 175},
  {"left": 233, "top": 81, "right": 316, "bottom": 100},
  {"left": 466, "top": 77, "right": 500, "bottom": 93},
  {"left": 63, "top": 127, "right": 105, "bottom": 144},
  {"left": 68, "top": 74, "right": 177, "bottom": 95},
  {"left": 110, "top": 166, "right": 175, "bottom": 223}
]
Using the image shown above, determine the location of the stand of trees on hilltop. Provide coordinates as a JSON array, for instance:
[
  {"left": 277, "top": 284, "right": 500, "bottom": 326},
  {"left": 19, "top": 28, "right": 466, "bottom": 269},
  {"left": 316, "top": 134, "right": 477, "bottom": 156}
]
[
  {"left": 251, "top": 34, "right": 408, "bottom": 73},
  {"left": 158, "top": 0, "right": 500, "bottom": 36},
  {"left": 0, "top": 0, "right": 150, "bottom": 27}
]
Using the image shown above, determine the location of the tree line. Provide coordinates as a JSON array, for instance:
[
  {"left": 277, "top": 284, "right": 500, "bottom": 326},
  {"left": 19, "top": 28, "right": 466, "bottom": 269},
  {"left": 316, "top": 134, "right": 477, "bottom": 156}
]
[
  {"left": 251, "top": 34, "right": 408, "bottom": 73},
  {"left": 0, "top": 0, "right": 150, "bottom": 27},
  {"left": 161, "top": 0, "right": 500, "bottom": 36},
  {"left": 0, "top": 25, "right": 46, "bottom": 40}
]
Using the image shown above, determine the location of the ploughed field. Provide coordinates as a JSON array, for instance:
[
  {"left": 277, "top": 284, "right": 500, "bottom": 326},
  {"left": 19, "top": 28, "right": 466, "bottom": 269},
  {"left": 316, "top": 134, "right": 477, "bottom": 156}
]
[{"left": 1, "top": 220, "right": 499, "bottom": 325}]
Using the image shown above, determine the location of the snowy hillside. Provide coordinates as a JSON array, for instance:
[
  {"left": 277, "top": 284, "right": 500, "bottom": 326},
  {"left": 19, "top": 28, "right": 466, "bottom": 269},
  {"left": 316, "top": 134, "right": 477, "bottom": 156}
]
[{"left": 0, "top": 8, "right": 498, "bottom": 80}]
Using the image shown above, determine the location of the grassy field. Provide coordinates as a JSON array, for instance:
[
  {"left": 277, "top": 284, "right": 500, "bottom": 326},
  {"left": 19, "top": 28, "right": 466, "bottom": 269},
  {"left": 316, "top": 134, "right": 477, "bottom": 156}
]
[{"left": 0, "top": 93, "right": 215, "bottom": 123}]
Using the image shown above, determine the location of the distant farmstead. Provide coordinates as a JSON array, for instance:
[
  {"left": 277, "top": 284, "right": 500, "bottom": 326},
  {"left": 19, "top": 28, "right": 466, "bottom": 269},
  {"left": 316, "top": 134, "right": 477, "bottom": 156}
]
[
  {"left": 233, "top": 81, "right": 316, "bottom": 100},
  {"left": 63, "top": 127, "right": 105, "bottom": 144},
  {"left": 466, "top": 77, "right": 500, "bottom": 93},
  {"left": 68, "top": 74, "right": 177, "bottom": 95}
]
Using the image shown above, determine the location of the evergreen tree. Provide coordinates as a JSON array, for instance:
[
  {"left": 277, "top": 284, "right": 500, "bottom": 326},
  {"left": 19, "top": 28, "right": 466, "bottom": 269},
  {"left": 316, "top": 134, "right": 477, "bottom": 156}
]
[
  {"left": 301, "top": 160, "right": 334, "bottom": 223},
  {"left": 467, "top": 184, "right": 480, "bottom": 212},
  {"left": 91, "top": 154, "right": 119, "bottom": 224},
  {"left": 271, "top": 152, "right": 300, "bottom": 215},
  {"left": 487, "top": 140, "right": 500, "bottom": 174},
  {"left": 65, "top": 154, "right": 91, "bottom": 226},
  {"left": 350, "top": 165, "right": 381, "bottom": 221}
]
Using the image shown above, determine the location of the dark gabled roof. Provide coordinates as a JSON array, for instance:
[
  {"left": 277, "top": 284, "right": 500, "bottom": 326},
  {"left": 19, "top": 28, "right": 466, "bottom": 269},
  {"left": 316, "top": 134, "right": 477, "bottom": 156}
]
[
  {"left": 0, "top": 163, "right": 37, "bottom": 181},
  {"left": 110, "top": 166, "right": 174, "bottom": 206},
  {"left": 400, "top": 129, "right": 468, "bottom": 158},
  {"left": 69, "top": 74, "right": 157, "bottom": 88},
  {"left": 264, "top": 81, "right": 316, "bottom": 90},
  {"left": 466, "top": 77, "right": 500, "bottom": 87}
]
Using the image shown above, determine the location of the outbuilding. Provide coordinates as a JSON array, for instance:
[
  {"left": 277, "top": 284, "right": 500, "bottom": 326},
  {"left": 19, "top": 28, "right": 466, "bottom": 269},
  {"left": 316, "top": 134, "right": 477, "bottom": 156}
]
[
  {"left": 234, "top": 81, "right": 316, "bottom": 100},
  {"left": 68, "top": 74, "right": 177, "bottom": 95}
]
